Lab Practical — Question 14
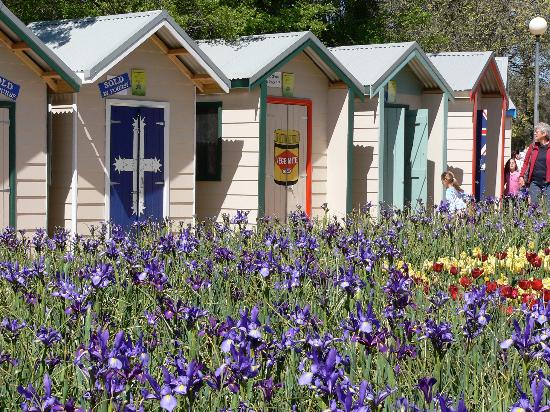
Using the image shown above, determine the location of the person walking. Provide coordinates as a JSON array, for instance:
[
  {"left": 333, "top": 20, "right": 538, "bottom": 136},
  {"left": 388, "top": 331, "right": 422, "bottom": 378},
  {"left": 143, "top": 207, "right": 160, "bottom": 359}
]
[{"left": 519, "top": 122, "right": 550, "bottom": 206}]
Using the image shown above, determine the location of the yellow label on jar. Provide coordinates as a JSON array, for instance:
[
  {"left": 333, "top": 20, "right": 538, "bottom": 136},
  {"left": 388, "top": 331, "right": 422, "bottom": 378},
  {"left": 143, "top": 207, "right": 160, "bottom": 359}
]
[{"left": 274, "top": 129, "right": 299, "bottom": 186}]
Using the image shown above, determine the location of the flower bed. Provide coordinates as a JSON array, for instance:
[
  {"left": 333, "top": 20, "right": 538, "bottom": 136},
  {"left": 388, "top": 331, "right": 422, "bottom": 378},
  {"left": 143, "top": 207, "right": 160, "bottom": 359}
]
[{"left": 1, "top": 201, "right": 550, "bottom": 411}]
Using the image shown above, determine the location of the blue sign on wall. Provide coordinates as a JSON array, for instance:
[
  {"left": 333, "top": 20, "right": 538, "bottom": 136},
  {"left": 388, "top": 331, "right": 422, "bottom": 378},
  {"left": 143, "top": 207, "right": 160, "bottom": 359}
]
[
  {"left": 0, "top": 75, "right": 20, "bottom": 101},
  {"left": 98, "top": 73, "right": 131, "bottom": 98}
]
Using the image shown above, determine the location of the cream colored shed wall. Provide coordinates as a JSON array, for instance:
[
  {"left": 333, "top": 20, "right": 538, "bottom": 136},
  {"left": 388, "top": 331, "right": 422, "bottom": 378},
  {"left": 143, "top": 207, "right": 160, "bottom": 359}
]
[
  {"left": 447, "top": 98, "right": 474, "bottom": 194},
  {"left": 0, "top": 41, "right": 48, "bottom": 232},
  {"left": 67, "top": 39, "right": 196, "bottom": 235},
  {"left": 267, "top": 52, "right": 330, "bottom": 218},
  {"left": 422, "top": 93, "right": 446, "bottom": 206},
  {"left": 196, "top": 89, "right": 260, "bottom": 222},
  {"left": 49, "top": 103, "right": 74, "bottom": 231},
  {"left": 352, "top": 96, "right": 380, "bottom": 208},
  {"left": 326, "top": 88, "right": 350, "bottom": 217}
]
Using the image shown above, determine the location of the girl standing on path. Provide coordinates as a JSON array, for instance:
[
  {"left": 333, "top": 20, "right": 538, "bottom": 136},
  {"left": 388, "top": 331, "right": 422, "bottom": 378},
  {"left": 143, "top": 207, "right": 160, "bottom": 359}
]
[
  {"left": 504, "top": 157, "right": 521, "bottom": 197},
  {"left": 441, "top": 171, "right": 467, "bottom": 213}
]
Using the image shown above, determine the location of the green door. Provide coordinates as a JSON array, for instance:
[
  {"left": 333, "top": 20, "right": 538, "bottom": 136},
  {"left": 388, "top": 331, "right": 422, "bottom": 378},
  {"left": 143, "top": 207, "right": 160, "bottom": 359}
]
[
  {"left": 405, "top": 109, "right": 428, "bottom": 206},
  {"left": 384, "top": 107, "right": 405, "bottom": 208}
]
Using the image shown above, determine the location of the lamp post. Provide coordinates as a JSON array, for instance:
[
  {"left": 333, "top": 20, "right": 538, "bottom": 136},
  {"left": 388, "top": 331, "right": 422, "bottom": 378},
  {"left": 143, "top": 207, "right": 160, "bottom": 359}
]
[{"left": 529, "top": 16, "right": 548, "bottom": 128}]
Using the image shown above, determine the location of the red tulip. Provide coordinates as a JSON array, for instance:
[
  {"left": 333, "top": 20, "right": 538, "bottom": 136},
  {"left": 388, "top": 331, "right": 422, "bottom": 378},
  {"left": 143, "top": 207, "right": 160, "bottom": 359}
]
[
  {"left": 471, "top": 267, "right": 484, "bottom": 279},
  {"left": 500, "top": 286, "right": 518, "bottom": 299},
  {"left": 544, "top": 289, "right": 550, "bottom": 302},
  {"left": 532, "top": 279, "right": 543, "bottom": 291},
  {"left": 531, "top": 256, "right": 542, "bottom": 268},
  {"left": 432, "top": 262, "right": 444, "bottom": 273},
  {"left": 450, "top": 266, "right": 459, "bottom": 276},
  {"left": 448, "top": 284, "right": 459, "bottom": 300},
  {"left": 545, "top": 247, "right": 550, "bottom": 256},
  {"left": 522, "top": 293, "right": 534, "bottom": 304},
  {"left": 485, "top": 281, "right": 497, "bottom": 293},
  {"left": 496, "top": 252, "right": 508, "bottom": 260},
  {"left": 460, "top": 276, "right": 472, "bottom": 288},
  {"left": 518, "top": 280, "right": 532, "bottom": 291}
]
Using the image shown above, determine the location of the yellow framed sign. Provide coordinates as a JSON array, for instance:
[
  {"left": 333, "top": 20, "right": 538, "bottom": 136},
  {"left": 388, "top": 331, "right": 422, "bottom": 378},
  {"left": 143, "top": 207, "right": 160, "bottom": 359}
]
[
  {"left": 274, "top": 129, "right": 299, "bottom": 186},
  {"left": 131, "top": 69, "right": 147, "bottom": 96},
  {"left": 282, "top": 73, "right": 295, "bottom": 97}
]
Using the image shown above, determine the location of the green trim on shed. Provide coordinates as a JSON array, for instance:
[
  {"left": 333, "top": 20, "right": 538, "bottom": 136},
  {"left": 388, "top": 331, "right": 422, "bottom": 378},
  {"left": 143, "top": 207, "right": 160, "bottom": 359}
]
[
  {"left": 377, "top": 92, "right": 385, "bottom": 205},
  {"left": 258, "top": 81, "right": 267, "bottom": 217},
  {"left": 196, "top": 101, "right": 223, "bottom": 181},
  {"left": 346, "top": 89, "right": 354, "bottom": 214},
  {"left": 248, "top": 39, "right": 364, "bottom": 99},
  {"left": 231, "top": 79, "right": 250, "bottom": 89},
  {"left": 0, "top": 13, "right": 80, "bottom": 91},
  {"left": 0, "top": 101, "right": 16, "bottom": 227},
  {"left": 442, "top": 92, "right": 449, "bottom": 200}
]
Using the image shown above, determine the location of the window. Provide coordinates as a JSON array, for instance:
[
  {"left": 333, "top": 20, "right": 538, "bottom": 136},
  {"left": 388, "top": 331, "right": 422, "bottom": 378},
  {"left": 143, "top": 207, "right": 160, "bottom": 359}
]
[{"left": 196, "top": 102, "right": 222, "bottom": 181}]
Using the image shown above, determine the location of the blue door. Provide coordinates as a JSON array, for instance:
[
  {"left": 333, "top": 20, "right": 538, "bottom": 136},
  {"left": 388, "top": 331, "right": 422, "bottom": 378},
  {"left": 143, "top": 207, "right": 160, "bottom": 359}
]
[
  {"left": 110, "top": 106, "right": 165, "bottom": 229},
  {"left": 405, "top": 109, "right": 428, "bottom": 207},
  {"left": 475, "top": 109, "right": 487, "bottom": 200}
]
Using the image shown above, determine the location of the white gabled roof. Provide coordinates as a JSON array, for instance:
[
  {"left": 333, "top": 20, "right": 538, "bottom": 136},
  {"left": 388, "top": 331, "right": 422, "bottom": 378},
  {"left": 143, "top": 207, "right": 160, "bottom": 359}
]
[
  {"left": 28, "top": 10, "right": 230, "bottom": 90},
  {"left": 197, "top": 31, "right": 365, "bottom": 95},
  {"left": 331, "top": 41, "right": 454, "bottom": 97},
  {"left": 428, "top": 51, "right": 494, "bottom": 92}
]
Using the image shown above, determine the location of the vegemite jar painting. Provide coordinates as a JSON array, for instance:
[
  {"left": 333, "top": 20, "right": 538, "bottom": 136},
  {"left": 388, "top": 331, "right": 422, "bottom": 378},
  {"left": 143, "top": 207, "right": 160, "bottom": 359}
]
[{"left": 273, "top": 129, "right": 300, "bottom": 186}]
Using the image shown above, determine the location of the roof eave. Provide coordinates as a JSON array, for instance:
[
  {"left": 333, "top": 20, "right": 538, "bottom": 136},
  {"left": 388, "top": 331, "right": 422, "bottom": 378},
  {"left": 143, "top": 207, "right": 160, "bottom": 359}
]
[{"left": 0, "top": 1, "right": 81, "bottom": 91}]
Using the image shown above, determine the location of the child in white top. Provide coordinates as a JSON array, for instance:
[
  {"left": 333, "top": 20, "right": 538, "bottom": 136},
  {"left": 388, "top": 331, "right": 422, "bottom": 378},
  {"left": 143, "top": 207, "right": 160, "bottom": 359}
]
[{"left": 441, "top": 171, "right": 467, "bottom": 212}]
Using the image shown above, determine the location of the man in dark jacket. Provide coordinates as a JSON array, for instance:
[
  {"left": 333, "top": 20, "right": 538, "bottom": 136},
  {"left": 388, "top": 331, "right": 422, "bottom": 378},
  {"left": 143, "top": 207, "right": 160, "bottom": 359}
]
[{"left": 519, "top": 122, "right": 550, "bottom": 206}]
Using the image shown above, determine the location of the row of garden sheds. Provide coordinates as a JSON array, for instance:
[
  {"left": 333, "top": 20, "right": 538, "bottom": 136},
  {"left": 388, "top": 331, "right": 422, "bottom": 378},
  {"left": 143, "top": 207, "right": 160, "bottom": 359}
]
[{"left": 0, "top": 2, "right": 514, "bottom": 234}]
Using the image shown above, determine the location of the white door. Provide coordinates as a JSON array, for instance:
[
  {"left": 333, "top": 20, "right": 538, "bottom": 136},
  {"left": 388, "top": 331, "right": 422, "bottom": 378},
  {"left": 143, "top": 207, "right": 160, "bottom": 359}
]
[
  {"left": 0, "top": 108, "right": 9, "bottom": 228},
  {"left": 265, "top": 103, "right": 308, "bottom": 220}
]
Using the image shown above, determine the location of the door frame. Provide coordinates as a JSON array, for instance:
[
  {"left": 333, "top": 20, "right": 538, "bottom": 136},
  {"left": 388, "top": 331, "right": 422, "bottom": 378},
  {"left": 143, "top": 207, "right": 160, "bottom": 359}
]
[
  {"left": 104, "top": 99, "right": 170, "bottom": 223},
  {"left": 0, "top": 101, "right": 15, "bottom": 227},
  {"left": 266, "top": 96, "right": 312, "bottom": 216}
]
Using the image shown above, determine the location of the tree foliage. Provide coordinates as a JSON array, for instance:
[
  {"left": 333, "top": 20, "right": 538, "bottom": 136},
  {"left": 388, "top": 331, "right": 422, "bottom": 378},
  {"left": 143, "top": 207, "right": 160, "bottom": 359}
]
[{"left": 5, "top": 0, "right": 549, "bottom": 148}]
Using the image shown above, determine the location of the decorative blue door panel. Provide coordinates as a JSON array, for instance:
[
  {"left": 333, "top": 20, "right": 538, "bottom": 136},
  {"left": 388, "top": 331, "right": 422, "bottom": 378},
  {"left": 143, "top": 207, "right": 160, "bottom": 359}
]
[
  {"left": 141, "top": 107, "right": 164, "bottom": 221},
  {"left": 475, "top": 109, "right": 487, "bottom": 201},
  {"left": 109, "top": 105, "right": 164, "bottom": 229},
  {"left": 110, "top": 106, "right": 140, "bottom": 229}
]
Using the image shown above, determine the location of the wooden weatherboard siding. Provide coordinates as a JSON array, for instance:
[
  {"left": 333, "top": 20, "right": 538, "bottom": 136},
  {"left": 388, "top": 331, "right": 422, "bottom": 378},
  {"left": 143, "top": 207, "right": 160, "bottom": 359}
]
[
  {"left": 0, "top": 40, "right": 48, "bottom": 232},
  {"left": 446, "top": 98, "right": 474, "bottom": 194},
  {"left": 196, "top": 89, "right": 261, "bottom": 222},
  {"left": 50, "top": 38, "right": 197, "bottom": 235}
]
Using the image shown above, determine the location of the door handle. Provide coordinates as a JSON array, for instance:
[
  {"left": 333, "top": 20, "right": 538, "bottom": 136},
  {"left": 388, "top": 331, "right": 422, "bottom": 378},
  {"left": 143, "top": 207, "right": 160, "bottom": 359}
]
[
  {"left": 110, "top": 182, "right": 120, "bottom": 186},
  {"left": 154, "top": 182, "right": 164, "bottom": 185}
]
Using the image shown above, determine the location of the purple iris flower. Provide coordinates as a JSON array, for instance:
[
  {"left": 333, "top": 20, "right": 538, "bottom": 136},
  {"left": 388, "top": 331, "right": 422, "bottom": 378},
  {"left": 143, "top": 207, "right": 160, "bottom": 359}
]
[
  {"left": 143, "top": 372, "right": 178, "bottom": 412},
  {"left": 341, "top": 301, "right": 380, "bottom": 336},
  {"left": 298, "top": 348, "right": 346, "bottom": 395},
  {"left": 36, "top": 327, "right": 62, "bottom": 347},
  {"left": 437, "top": 394, "right": 468, "bottom": 412},
  {"left": 231, "top": 210, "right": 250, "bottom": 225},
  {"left": 460, "top": 285, "right": 492, "bottom": 341},
  {"left": 1, "top": 318, "right": 27, "bottom": 338},
  {"left": 18, "top": 373, "right": 84, "bottom": 412},
  {"left": 500, "top": 317, "right": 544, "bottom": 360},
  {"left": 334, "top": 266, "right": 365, "bottom": 295},
  {"left": 255, "top": 378, "right": 282, "bottom": 403},
  {"left": 89, "top": 263, "right": 115, "bottom": 288},
  {"left": 138, "top": 258, "right": 169, "bottom": 291},
  {"left": 421, "top": 319, "right": 454, "bottom": 354},
  {"left": 417, "top": 377, "right": 437, "bottom": 403}
]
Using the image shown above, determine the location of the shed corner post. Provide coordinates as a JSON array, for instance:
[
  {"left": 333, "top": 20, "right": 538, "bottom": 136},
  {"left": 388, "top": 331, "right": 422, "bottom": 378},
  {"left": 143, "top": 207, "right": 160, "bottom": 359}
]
[
  {"left": 258, "top": 81, "right": 267, "bottom": 218},
  {"left": 442, "top": 91, "right": 449, "bottom": 201},
  {"left": 377, "top": 90, "right": 385, "bottom": 207},
  {"left": 8, "top": 102, "right": 16, "bottom": 228},
  {"left": 346, "top": 89, "right": 355, "bottom": 214},
  {"left": 71, "top": 93, "right": 78, "bottom": 236}
]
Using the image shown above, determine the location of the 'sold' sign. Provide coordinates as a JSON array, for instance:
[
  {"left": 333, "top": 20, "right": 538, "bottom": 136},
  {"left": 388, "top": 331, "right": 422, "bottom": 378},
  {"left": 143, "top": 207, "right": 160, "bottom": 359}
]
[
  {"left": 0, "top": 75, "right": 20, "bottom": 101},
  {"left": 99, "top": 73, "right": 131, "bottom": 98}
]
